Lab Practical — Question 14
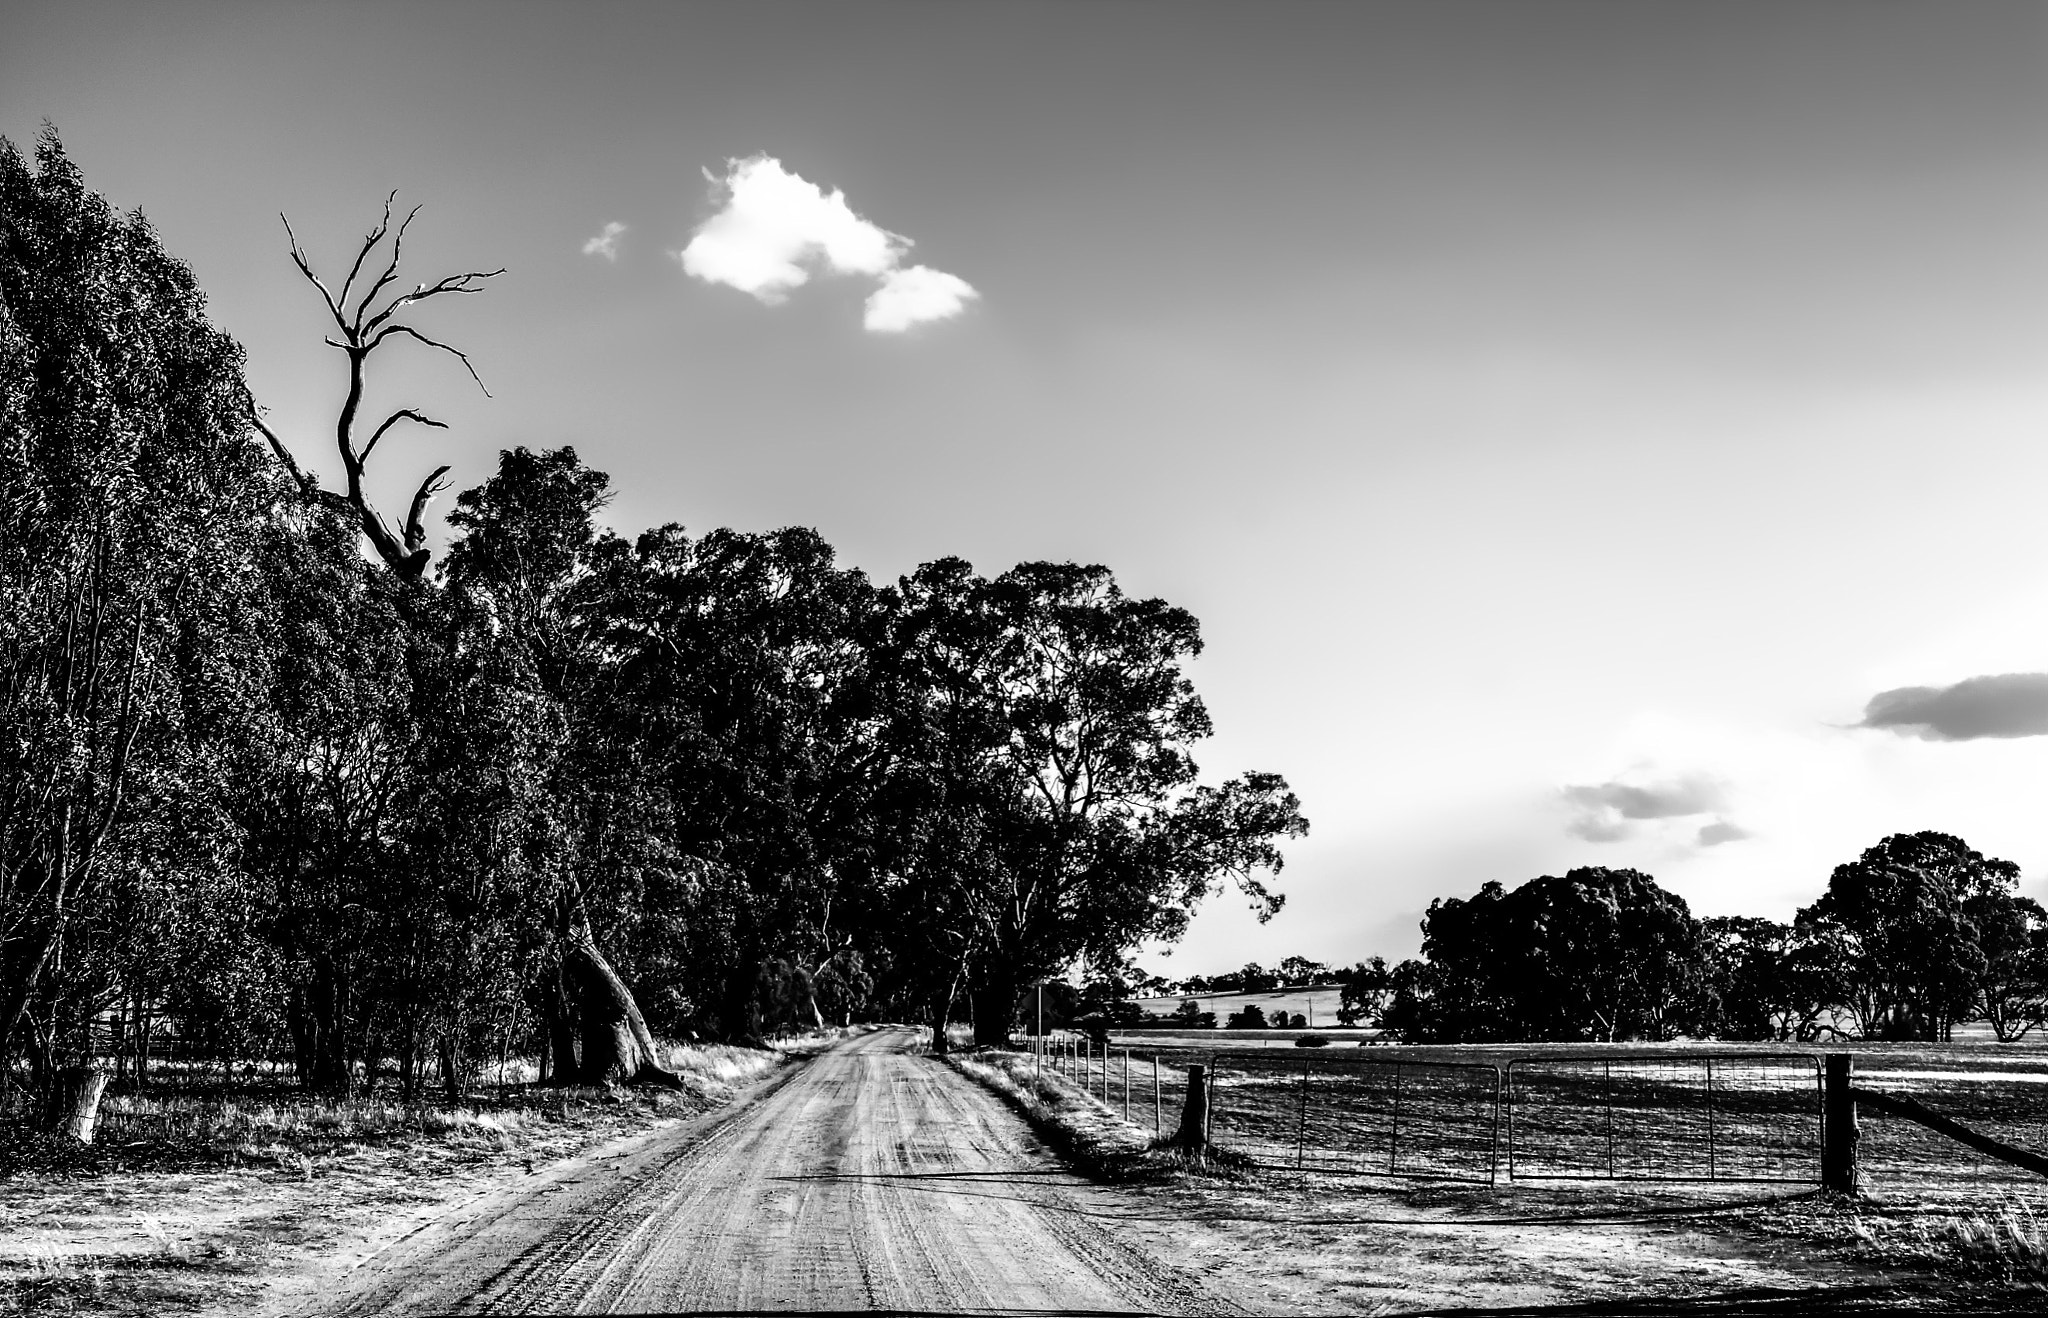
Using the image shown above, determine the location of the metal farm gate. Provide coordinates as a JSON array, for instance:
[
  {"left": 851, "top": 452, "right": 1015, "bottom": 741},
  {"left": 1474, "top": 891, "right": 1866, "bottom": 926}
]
[{"left": 1505, "top": 1053, "right": 1825, "bottom": 1184}]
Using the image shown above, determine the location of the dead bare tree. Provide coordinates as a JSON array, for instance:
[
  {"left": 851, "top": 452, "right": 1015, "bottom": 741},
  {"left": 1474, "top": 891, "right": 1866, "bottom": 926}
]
[{"left": 249, "top": 193, "right": 502, "bottom": 580}]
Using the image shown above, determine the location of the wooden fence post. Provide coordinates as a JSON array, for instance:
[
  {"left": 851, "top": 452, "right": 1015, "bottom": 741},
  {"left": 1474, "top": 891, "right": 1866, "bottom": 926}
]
[
  {"left": 1822, "top": 1053, "right": 1858, "bottom": 1194},
  {"left": 1175, "top": 1063, "right": 1210, "bottom": 1153}
]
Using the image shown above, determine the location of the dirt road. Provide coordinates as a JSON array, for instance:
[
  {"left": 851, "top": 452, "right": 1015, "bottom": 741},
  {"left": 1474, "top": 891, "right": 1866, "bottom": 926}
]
[{"left": 312, "top": 1028, "right": 1229, "bottom": 1315}]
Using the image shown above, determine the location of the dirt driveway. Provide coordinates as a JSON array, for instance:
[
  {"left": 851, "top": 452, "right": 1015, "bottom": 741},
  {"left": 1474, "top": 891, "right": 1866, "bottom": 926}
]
[{"left": 304, "top": 1027, "right": 1238, "bottom": 1315}]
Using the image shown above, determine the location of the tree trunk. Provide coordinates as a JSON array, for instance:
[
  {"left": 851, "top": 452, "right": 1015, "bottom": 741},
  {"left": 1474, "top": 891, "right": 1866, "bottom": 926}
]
[
  {"left": 557, "top": 905, "right": 683, "bottom": 1088},
  {"left": 930, "top": 965, "right": 963, "bottom": 1055},
  {"left": 542, "top": 966, "right": 577, "bottom": 1084},
  {"left": 438, "top": 1035, "right": 461, "bottom": 1103},
  {"left": 971, "top": 957, "right": 1020, "bottom": 1048},
  {"left": 65, "top": 1068, "right": 109, "bottom": 1144}
]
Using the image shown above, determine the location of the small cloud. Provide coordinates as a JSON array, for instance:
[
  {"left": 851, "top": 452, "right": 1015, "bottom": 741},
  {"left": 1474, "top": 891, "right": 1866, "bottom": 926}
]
[
  {"left": 1567, "top": 814, "right": 1635, "bottom": 844},
  {"left": 1696, "top": 819, "right": 1751, "bottom": 847},
  {"left": 865, "top": 264, "right": 978, "bottom": 332},
  {"left": 680, "top": 155, "right": 976, "bottom": 330},
  {"left": 1858, "top": 672, "right": 2048, "bottom": 741},
  {"left": 582, "top": 221, "right": 627, "bottom": 261},
  {"left": 1560, "top": 774, "right": 1727, "bottom": 843}
]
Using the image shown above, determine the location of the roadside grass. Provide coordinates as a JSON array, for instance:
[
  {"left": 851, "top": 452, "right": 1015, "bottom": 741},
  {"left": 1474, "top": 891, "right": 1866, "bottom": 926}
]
[
  {"left": 1847, "top": 1197, "right": 2048, "bottom": 1291},
  {"left": 946, "top": 1047, "right": 1252, "bottom": 1185},
  {"left": 0, "top": 1039, "right": 790, "bottom": 1179},
  {"left": 0, "top": 1037, "right": 809, "bottom": 1317}
]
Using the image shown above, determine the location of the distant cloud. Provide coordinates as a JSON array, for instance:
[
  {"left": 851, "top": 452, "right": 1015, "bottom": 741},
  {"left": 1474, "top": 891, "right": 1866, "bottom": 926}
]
[
  {"left": 1561, "top": 774, "right": 1729, "bottom": 843},
  {"left": 1696, "top": 819, "right": 1751, "bottom": 847},
  {"left": 680, "top": 155, "right": 976, "bottom": 331},
  {"left": 865, "top": 264, "right": 979, "bottom": 333},
  {"left": 1858, "top": 672, "right": 2048, "bottom": 741},
  {"left": 582, "top": 221, "right": 627, "bottom": 261}
]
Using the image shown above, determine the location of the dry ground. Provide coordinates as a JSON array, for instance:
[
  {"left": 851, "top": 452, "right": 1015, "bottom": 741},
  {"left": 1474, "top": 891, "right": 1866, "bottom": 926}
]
[{"left": 0, "top": 1040, "right": 801, "bottom": 1316}]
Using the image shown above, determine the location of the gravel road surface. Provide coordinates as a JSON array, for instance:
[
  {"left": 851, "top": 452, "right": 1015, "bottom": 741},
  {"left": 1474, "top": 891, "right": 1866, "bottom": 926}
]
[{"left": 317, "top": 1027, "right": 1231, "bottom": 1315}]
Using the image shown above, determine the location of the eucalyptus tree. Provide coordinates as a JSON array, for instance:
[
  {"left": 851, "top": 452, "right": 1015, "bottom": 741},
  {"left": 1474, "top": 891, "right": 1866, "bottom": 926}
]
[
  {"left": 883, "top": 558, "right": 1308, "bottom": 1046},
  {"left": 0, "top": 130, "right": 279, "bottom": 1092},
  {"left": 584, "top": 519, "right": 892, "bottom": 1040},
  {"left": 1411, "top": 868, "right": 1711, "bottom": 1043},
  {"left": 1795, "top": 831, "right": 2017, "bottom": 1041}
]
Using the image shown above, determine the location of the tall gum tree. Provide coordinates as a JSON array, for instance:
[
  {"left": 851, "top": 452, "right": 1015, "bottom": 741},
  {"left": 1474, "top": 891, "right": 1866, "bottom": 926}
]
[
  {"left": 887, "top": 559, "right": 1308, "bottom": 1047},
  {"left": 257, "top": 210, "right": 680, "bottom": 1086},
  {"left": 0, "top": 129, "right": 276, "bottom": 1092}
]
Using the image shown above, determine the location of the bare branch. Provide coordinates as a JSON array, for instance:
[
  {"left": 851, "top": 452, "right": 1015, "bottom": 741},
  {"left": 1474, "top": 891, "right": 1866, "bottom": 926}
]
[
  {"left": 361, "top": 267, "right": 506, "bottom": 336},
  {"left": 403, "top": 465, "right": 453, "bottom": 555},
  {"left": 352, "top": 201, "right": 420, "bottom": 331},
  {"left": 360, "top": 407, "right": 448, "bottom": 466},
  {"left": 367, "top": 323, "right": 493, "bottom": 396},
  {"left": 245, "top": 393, "right": 354, "bottom": 518},
  {"left": 336, "top": 190, "right": 397, "bottom": 318},
  {"left": 245, "top": 397, "right": 313, "bottom": 496},
  {"left": 279, "top": 213, "right": 350, "bottom": 337}
]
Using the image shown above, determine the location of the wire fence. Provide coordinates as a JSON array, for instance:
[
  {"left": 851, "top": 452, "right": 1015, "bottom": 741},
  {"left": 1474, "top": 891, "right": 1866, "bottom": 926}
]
[
  {"left": 1854, "top": 1072, "right": 2048, "bottom": 1209},
  {"left": 1042, "top": 1040, "right": 2048, "bottom": 1199}
]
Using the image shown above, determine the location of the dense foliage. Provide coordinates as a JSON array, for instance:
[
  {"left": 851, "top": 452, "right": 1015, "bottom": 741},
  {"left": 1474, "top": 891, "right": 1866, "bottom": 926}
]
[
  {"left": 1360, "top": 836, "right": 2048, "bottom": 1044},
  {"left": 0, "top": 133, "right": 1307, "bottom": 1101}
]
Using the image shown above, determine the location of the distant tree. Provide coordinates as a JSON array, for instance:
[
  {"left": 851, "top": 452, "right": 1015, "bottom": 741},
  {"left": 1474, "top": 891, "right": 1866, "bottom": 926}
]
[
  {"left": 1337, "top": 957, "right": 1393, "bottom": 1027},
  {"left": 1406, "top": 868, "right": 1711, "bottom": 1043},
  {"left": 1795, "top": 832, "right": 2017, "bottom": 1041},
  {"left": 1966, "top": 893, "right": 2048, "bottom": 1042},
  {"left": 1225, "top": 1004, "right": 1268, "bottom": 1029},
  {"left": 1276, "top": 955, "right": 1327, "bottom": 985},
  {"left": 1701, "top": 917, "right": 1843, "bottom": 1042},
  {"left": 1236, "top": 962, "right": 1279, "bottom": 994},
  {"left": 1379, "top": 959, "right": 1435, "bottom": 1041}
]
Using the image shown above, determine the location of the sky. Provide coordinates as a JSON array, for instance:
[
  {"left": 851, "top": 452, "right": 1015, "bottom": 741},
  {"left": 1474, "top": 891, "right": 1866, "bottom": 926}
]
[{"left": 7, "top": 1, "right": 2048, "bottom": 977}]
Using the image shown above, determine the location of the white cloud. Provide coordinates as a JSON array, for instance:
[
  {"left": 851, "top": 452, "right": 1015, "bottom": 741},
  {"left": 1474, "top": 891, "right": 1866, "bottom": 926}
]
[
  {"left": 680, "top": 155, "right": 976, "bottom": 330},
  {"left": 864, "top": 264, "right": 979, "bottom": 333},
  {"left": 582, "top": 221, "right": 627, "bottom": 261}
]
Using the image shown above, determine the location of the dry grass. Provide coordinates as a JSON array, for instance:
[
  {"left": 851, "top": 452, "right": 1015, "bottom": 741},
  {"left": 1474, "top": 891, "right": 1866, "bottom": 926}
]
[
  {"left": 1851, "top": 1197, "right": 2048, "bottom": 1290},
  {"left": 947, "top": 1048, "right": 1252, "bottom": 1184}
]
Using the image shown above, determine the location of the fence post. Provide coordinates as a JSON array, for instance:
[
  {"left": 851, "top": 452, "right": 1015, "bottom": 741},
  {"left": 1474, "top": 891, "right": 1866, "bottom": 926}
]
[
  {"left": 1704, "top": 1055, "right": 1717, "bottom": 1181},
  {"left": 1388, "top": 1062, "right": 1404, "bottom": 1175},
  {"left": 1296, "top": 1064, "right": 1309, "bottom": 1170},
  {"left": 1603, "top": 1057, "right": 1615, "bottom": 1178},
  {"left": 1822, "top": 1053, "right": 1859, "bottom": 1194},
  {"left": 1122, "top": 1050, "right": 1130, "bottom": 1120},
  {"left": 1153, "top": 1056, "right": 1161, "bottom": 1135},
  {"left": 1176, "top": 1063, "right": 1210, "bottom": 1152}
]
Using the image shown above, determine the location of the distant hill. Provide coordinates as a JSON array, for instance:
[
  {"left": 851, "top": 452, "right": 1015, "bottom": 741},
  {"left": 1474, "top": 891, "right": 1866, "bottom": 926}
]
[{"left": 1132, "top": 985, "right": 1348, "bottom": 1028}]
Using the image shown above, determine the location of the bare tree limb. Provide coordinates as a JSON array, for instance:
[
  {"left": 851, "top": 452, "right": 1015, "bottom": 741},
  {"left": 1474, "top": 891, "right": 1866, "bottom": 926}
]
[
  {"left": 403, "top": 465, "right": 452, "bottom": 555},
  {"left": 246, "top": 396, "right": 355, "bottom": 519},
  {"left": 361, "top": 267, "right": 505, "bottom": 336},
  {"left": 336, "top": 190, "right": 397, "bottom": 317},
  {"left": 360, "top": 407, "right": 448, "bottom": 466},
  {"left": 279, "top": 213, "right": 350, "bottom": 338},
  {"left": 353, "top": 201, "right": 421, "bottom": 330},
  {"left": 366, "top": 323, "right": 494, "bottom": 396}
]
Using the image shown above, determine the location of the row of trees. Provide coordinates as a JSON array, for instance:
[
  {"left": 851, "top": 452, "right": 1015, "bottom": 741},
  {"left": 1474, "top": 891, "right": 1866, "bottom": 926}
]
[
  {"left": 0, "top": 131, "right": 1307, "bottom": 1101},
  {"left": 1362, "top": 834, "right": 2048, "bottom": 1044}
]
